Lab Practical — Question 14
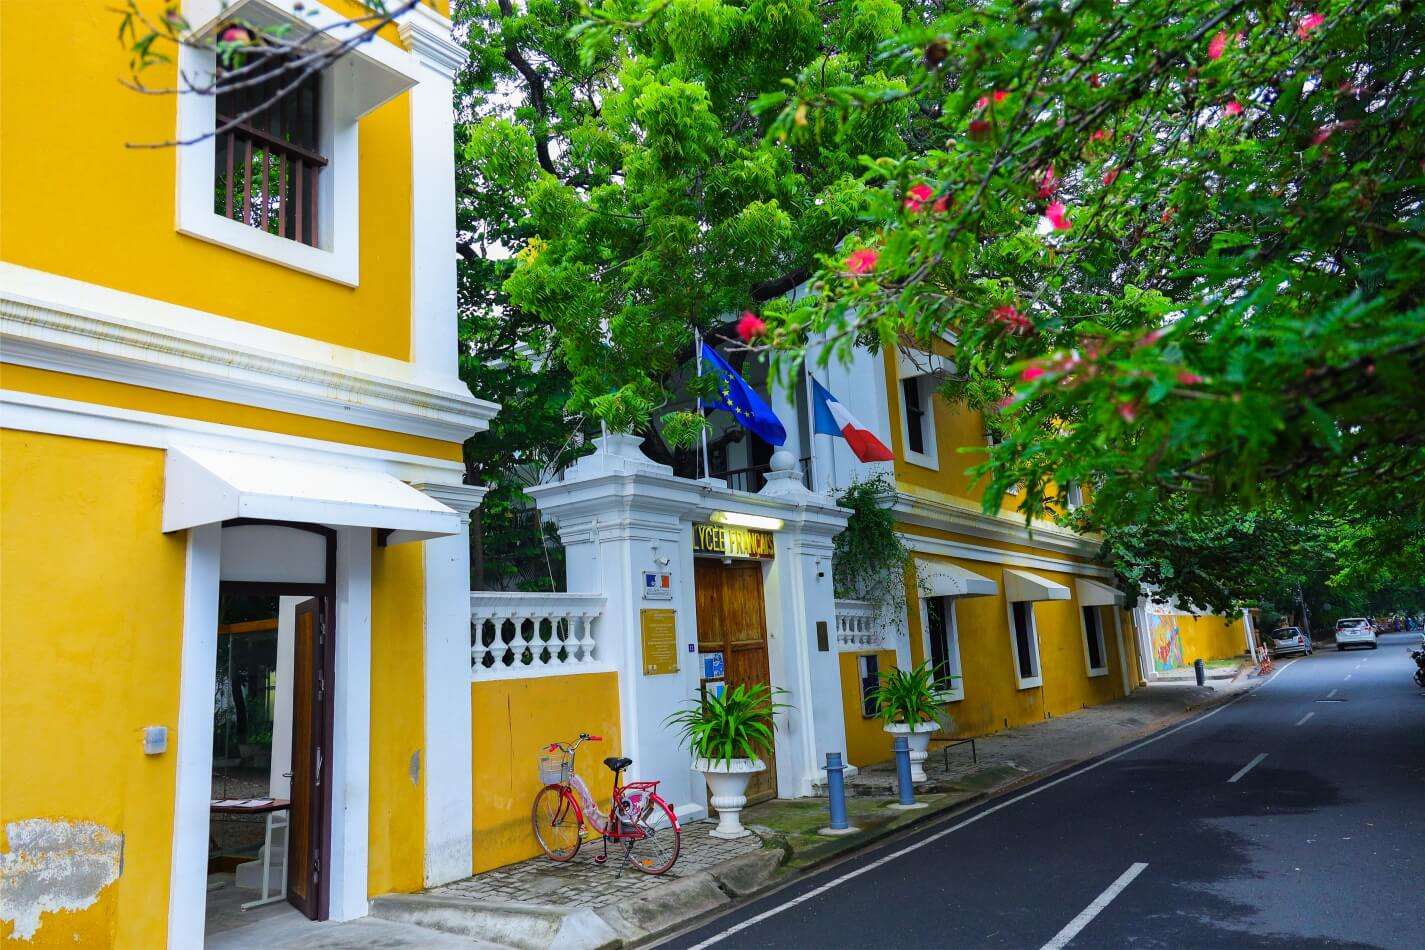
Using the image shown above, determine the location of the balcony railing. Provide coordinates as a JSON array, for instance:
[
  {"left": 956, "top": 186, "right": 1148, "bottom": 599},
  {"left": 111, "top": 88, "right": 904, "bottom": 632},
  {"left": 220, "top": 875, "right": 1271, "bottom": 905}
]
[
  {"left": 711, "top": 457, "right": 813, "bottom": 493},
  {"left": 835, "top": 599, "right": 887, "bottom": 651},
  {"left": 470, "top": 592, "right": 606, "bottom": 680}
]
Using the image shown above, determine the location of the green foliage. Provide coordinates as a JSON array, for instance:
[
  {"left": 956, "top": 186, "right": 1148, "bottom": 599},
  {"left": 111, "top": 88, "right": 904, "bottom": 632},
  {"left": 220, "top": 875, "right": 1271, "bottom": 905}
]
[
  {"left": 832, "top": 475, "right": 910, "bottom": 621},
  {"left": 870, "top": 662, "right": 953, "bottom": 727},
  {"left": 663, "top": 683, "right": 788, "bottom": 766},
  {"left": 658, "top": 409, "right": 712, "bottom": 449}
]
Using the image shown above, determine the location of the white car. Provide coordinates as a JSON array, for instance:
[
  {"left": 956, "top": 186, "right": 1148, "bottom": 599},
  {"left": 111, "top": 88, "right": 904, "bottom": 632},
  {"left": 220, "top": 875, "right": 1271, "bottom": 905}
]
[
  {"left": 1334, "top": 617, "right": 1378, "bottom": 651},
  {"left": 1269, "top": 626, "right": 1313, "bottom": 657}
]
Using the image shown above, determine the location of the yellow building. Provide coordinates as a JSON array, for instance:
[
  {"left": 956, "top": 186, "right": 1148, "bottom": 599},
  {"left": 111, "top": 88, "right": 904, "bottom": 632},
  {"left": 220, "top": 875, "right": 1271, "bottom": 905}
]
[{"left": 1, "top": 1, "right": 498, "bottom": 944}]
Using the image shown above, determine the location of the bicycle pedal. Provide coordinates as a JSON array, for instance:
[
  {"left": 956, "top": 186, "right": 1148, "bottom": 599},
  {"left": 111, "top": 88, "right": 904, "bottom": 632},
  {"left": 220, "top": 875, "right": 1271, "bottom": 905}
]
[{"left": 592, "top": 855, "right": 606, "bottom": 865}]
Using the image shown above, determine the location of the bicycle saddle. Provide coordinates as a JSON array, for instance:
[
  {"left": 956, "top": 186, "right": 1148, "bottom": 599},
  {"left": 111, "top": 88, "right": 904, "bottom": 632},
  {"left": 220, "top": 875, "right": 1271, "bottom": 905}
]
[{"left": 603, "top": 756, "right": 633, "bottom": 773}]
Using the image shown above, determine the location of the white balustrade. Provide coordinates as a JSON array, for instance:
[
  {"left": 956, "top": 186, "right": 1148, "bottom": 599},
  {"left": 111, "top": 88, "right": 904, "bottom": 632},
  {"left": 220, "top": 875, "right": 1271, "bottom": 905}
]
[
  {"left": 834, "top": 599, "right": 886, "bottom": 651},
  {"left": 470, "top": 592, "right": 607, "bottom": 679}
]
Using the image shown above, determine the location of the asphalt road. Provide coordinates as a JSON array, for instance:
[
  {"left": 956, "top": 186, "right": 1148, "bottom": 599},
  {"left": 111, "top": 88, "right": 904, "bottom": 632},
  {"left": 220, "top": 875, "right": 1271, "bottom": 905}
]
[{"left": 660, "top": 633, "right": 1425, "bottom": 950}]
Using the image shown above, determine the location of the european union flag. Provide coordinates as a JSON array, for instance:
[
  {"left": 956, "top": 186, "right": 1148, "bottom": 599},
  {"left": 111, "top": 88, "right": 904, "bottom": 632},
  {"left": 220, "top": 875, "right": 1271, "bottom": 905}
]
[{"left": 700, "top": 343, "right": 787, "bottom": 447}]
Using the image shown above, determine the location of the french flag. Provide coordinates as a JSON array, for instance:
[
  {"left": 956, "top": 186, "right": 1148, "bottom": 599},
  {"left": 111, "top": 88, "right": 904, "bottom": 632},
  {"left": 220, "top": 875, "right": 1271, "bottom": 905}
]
[{"left": 810, "top": 377, "right": 894, "bottom": 463}]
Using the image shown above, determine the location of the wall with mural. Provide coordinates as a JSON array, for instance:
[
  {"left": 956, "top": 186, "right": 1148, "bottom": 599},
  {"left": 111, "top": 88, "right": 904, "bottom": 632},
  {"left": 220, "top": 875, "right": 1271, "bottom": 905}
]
[{"left": 1148, "top": 610, "right": 1246, "bottom": 670}]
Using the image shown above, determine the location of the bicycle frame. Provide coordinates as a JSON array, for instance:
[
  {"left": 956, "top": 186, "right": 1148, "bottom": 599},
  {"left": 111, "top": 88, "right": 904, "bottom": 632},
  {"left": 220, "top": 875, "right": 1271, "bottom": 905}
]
[{"left": 543, "top": 736, "right": 679, "bottom": 842}]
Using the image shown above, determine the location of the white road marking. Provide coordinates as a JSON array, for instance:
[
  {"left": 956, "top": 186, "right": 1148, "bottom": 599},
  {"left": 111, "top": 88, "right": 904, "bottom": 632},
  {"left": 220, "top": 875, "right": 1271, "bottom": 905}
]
[
  {"left": 1295, "top": 712, "right": 1314, "bottom": 726},
  {"left": 677, "top": 659, "right": 1302, "bottom": 950},
  {"left": 1327, "top": 689, "right": 1338, "bottom": 698},
  {"left": 1228, "top": 753, "right": 1269, "bottom": 783},
  {"left": 1039, "top": 863, "right": 1149, "bottom": 950}
]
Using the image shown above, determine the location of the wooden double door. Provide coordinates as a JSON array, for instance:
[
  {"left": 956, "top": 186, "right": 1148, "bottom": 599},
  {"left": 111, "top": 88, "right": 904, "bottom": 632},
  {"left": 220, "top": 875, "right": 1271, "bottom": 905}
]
[
  {"left": 694, "top": 559, "right": 777, "bottom": 804},
  {"left": 286, "top": 596, "right": 329, "bottom": 919}
]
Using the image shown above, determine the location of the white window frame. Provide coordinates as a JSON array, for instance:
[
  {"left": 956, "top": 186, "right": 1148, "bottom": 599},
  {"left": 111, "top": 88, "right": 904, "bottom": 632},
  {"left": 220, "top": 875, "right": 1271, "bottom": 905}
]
[
  {"left": 176, "top": 35, "right": 358, "bottom": 284},
  {"left": 898, "top": 374, "right": 939, "bottom": 470},
  {"left": 1064, "top": 481, "right": 1084, "bottom": 509},
  {"left": 1080, "top": 604, "right": 1109, "bottom": 677},
  {"left": 918, "top": 594, "right": 965, "bottom": 702},
  {"left": 1006, "top": 599, "right": 1043, "bottom": 689}
]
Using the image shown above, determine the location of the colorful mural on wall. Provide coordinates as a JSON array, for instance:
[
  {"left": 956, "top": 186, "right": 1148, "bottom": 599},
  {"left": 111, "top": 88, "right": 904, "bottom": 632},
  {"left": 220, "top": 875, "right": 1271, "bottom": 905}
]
[{"left": 1149, "top": 614, "right": 1184, "bottom": 672}]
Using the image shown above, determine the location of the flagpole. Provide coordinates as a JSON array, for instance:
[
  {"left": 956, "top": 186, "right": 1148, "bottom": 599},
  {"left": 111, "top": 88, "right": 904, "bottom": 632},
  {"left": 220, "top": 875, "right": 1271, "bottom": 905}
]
[
  {"left": 802, "top": 352, "right": 820, "bottom": 494},
  {"left": 695, "top": 328, "right": 711, "bottom": 481}
]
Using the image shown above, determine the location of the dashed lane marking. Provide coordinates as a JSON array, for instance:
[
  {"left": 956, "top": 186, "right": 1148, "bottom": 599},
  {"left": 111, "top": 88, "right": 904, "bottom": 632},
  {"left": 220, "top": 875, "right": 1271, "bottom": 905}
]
[
  {"left": 1228, "top": 753, "right": 1269, "bottom": 784},
  {"left": 1039, "top": 863, "right": 1150, "bottom": 950}
]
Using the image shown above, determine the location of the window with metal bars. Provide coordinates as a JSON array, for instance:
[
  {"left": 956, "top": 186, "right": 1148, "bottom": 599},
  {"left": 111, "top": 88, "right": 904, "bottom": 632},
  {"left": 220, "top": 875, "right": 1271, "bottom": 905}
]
[{"left": 213, "top": 54, "right": 325, "bottom": 247}]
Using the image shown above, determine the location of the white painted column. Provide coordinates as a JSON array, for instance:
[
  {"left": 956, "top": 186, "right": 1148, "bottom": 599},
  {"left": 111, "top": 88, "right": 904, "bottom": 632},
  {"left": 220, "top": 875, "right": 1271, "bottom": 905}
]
[
  {"left": 328, "top": 527, "right": 373, "bottom": 922},
  {"left": 167, "top": 524, "right": 222, "bottom": 949},
  {"left": 413, "top": 482, "right": 486, "bottom": 886},
  {"left": 1112, "top": 608, "right": 1132, "bottom": 695},
  {"left": 399, "top": 5, "right": 469, "bottom": 383}
]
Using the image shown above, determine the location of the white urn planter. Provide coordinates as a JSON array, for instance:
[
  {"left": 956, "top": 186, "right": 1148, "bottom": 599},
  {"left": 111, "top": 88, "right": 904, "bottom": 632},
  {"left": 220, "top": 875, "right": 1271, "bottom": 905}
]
[
  {"left": 884, "top": 721, "right": 940, "bottom": 783},
  {"left": 695, "top": 757, "right": 766, "bottom": 839}
]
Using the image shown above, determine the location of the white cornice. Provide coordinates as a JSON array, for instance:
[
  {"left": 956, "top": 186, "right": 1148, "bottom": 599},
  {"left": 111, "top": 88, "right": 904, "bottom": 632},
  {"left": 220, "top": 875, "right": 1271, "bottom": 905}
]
[
  {"left": 903, "top": 532, "right": 1115, "bottom": 580},
  {"left": 893, "top": 490, "right": 1101, "bottom": 560},
  {"left": 0, "top": 264, "right": 499, "bottom": 444},
  {"left": 399, "top": 3, "right": 468, "bottom": 80}
]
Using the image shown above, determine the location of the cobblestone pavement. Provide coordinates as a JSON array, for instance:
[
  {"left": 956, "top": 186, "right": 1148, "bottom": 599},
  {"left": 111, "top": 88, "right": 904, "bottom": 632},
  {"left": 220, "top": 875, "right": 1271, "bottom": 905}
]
[
  {"left": 853, "top": 674, "right": 1252, "bottom": 794},
  {"left": 429, "top": 821, "right": 764, "bottom": 909}
]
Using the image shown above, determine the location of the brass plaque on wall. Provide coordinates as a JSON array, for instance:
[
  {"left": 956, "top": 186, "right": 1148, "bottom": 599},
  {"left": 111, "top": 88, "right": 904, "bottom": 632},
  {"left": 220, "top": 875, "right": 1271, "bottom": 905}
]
[{"left": 640, "top": 608, "right": 680, "bottom": 675}]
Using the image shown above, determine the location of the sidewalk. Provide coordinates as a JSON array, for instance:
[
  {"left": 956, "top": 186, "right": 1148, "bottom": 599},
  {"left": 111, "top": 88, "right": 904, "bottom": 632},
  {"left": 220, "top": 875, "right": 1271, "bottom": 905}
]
[{"left": 345, "top": 669, "right": 1258, "bottom": 949}]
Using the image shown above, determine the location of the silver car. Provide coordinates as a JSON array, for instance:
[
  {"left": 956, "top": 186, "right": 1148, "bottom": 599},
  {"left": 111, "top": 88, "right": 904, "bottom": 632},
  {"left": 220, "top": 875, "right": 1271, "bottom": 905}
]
[
  {"left": 1334, "top": 617, "right": 1378, "bottom": 651},
  {"left": 1270, "top": 626, "right": 1313, "bottom": 657}
]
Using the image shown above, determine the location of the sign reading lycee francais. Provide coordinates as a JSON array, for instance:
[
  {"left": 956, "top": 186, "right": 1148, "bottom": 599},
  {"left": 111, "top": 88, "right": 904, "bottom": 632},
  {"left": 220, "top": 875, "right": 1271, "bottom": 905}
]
[{"left": 691, "top": 522, "right": 775, "bottom": 560}]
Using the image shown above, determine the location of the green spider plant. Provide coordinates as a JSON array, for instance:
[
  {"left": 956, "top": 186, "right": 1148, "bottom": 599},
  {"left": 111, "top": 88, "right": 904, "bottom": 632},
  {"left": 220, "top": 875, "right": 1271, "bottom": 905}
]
[
  {"left": 664, "top": 683, "right": 789, "bottom": 768},
  {"left": 871, "top": 662, "right": 956, "bottom": 728}
]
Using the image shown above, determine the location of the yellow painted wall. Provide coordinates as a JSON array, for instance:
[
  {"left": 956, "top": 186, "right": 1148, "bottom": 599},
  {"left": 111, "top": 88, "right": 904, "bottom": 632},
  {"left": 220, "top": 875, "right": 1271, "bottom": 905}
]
[
  {"left": 367, "top": 540, "right": 426, "bottom": 897},
  {"left": 470, "top": 672, "right": 622, "bottom": 873},
  {"left": 0, "top": 365, "right": 465, "bottom": 463},
  {"left": 838, "top": 650, "right": 899, "bottom": 768},
  {"left": 900, "top": 554, "right": 1128, "bottom": 741},
  {"left": 1, "top": 431, "right": 185, "bottom": 947},
  {"left": 0, "top": 1, "right": 413, "bottom": 360},
  {"left": 1177, "top": 613, "right": 1247, "bottom": 664}
]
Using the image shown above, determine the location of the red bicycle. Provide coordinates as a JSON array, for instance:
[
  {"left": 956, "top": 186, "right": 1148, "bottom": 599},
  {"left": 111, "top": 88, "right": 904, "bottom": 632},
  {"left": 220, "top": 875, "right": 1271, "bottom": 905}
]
[{"left": 531, "top": 733, "right": 681, "bottom": 874}]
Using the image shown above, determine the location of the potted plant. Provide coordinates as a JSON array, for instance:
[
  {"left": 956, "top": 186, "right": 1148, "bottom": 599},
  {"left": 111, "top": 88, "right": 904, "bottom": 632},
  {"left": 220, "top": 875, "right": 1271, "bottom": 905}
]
[
  {"left": 665, "top": 683, "right": 786, "bottom": 839},
  {"left": 871, "top": 662, "right": 955, "bottom": 783}
]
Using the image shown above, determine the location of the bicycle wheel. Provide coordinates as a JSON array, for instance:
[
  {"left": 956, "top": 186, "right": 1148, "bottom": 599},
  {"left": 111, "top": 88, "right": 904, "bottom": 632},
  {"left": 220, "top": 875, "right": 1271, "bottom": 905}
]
[
  {"left": 531, "top": 786, "right": 582, "bottom": 862},
  {"left": 625, "top": 796, "right": 680, "bottom": 875}
]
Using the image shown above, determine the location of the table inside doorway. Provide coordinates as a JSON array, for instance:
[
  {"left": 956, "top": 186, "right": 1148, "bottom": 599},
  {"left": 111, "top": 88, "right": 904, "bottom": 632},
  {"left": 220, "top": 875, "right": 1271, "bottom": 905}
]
[{"left": 210, "top": 798, "right": 290, "bottom": 910}]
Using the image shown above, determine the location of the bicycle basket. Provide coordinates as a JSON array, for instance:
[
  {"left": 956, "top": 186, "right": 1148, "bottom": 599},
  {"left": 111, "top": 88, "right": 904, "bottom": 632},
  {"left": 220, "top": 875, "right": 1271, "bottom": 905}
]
[{"left": 537, "top": 753, "right": 571, "bottom": 786}]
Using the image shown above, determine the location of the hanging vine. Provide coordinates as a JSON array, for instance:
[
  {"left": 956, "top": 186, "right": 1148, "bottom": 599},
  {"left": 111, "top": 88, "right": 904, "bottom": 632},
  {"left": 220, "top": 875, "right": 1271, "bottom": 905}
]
[{"left": 832, "top": 474, "right": 912, "bottom": 626}]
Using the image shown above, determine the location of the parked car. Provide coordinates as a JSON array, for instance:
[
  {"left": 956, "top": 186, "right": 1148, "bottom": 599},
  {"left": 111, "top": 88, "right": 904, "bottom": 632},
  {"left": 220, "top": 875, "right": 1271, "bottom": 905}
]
[
  {"left": 1334, "top": 617, "right": 1378, "bottom": 651},
  {"left": 1269, "top": 626, "right": 1313, "bottom": 657}
]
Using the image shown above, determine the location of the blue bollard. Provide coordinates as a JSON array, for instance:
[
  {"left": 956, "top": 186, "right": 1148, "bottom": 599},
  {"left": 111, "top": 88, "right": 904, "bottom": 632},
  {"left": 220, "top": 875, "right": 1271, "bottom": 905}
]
[
  {"left": 894, "top": 735, "right": 915, "bottom": 806},
  {"left": 825, "top": 752, "right": 849, "bottom": 831}
]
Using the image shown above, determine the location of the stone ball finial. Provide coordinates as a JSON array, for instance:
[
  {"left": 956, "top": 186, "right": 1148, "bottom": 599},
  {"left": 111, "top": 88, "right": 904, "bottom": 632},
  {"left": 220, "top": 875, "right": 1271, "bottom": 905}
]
[{"left": 769, "top": 449, "right": 797, "bottom": 472}]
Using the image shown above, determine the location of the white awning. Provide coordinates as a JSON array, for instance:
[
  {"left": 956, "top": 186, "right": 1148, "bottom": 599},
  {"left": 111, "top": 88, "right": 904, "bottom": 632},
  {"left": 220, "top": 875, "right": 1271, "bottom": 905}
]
[
  {"left": 163, "top": 446, "right": 458, "bottom": 543},
  {"left": 189, "top": 0, "right": 419, "bottom": 120},
  {"left": 1003, "top": 568, "right": 1071, "bottom": 603},
  {"left": 896, "top": 347, "right": 955, "bottom": 380},
  {"left": 1076, "top": 578, "right": 1127, "bottom": 607},
  {"left": 915, "top": 558, "right": 997, "bottom": 598}
]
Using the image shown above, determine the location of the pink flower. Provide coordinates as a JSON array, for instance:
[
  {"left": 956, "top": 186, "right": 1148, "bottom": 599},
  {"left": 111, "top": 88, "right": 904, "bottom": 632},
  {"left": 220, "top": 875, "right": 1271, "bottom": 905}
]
[
  {"left": 219, "top": 25, "right": 252, "bottom": 44},
  {"left": 1020, "top": 365, "right": 1046, "bottom": 382},
  {"left": 976, "top": 90, "right": 1009, "bottom": 109},
  {"left": 1311, "top": 120, "right": 1359, "bottom": 145},
  {"left": 1116, "top": 401, "right": 1139, "bottom": 423},
  {"left": 1224, "top": 100, "right": 1244, "bottom": 117},
  {"left": 1088, "top": 73, "right": 1102, "bottom": 89},
  {"left": 932, "top": 194, "right": 951, "bottom": 213},
  {"left": 904, "top": 183, "right": 934, "bottom": 212},
  {"left": 990, "top": 305, "right": 1034, "bottom": 336},
  {"left": 736, "top": 312, "right": 767, "bottom": 342},
  {"left": 1101, "top": 166, "right": 1120, "bottom": 186},
  {"left": 1208, "top": 30, "right": 1230, "bottom": 60},
  {"left": 1090, "top": 128, "right": 1111, "bottom": 142},
  {"left": 845, "top": 248, "right": 879, "bottom": 275},
  {"left": 968, "top": 119, "right": 992, "bottom": 140},
  {"left": 1044, "top": 201, "right": 1072, "bottom": 231},
  {"left": 1177, "top": 370, "right": 1205, "bottom": 385},
  {"left": 1297, "top": 12, "right": 1325, "bottom": 39},
  {"left": 1036, "top": 165, "right": 1059, "bottom": 198},
  {"left": 1136, "top": 328, "right": 1165, "bottom": 348}
]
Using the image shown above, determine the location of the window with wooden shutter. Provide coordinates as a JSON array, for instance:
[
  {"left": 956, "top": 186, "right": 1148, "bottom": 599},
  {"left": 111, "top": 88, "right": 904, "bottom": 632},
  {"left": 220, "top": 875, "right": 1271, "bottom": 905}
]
[{"left": 213, "top": 52, "right": 326, "bottom": 247}]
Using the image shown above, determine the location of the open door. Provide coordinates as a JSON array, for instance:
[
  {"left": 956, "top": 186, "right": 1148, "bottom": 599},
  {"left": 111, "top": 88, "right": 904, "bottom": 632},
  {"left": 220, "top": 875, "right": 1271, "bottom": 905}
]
[{"left": 286, "top": 597, "right": 328, "bottom": 919}]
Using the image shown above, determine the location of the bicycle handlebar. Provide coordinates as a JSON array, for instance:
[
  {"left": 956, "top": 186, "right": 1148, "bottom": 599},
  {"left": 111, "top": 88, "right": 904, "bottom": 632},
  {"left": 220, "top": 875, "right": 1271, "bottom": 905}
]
[{"left": 546, "top": 734, "right": 603, "bottom": 754}]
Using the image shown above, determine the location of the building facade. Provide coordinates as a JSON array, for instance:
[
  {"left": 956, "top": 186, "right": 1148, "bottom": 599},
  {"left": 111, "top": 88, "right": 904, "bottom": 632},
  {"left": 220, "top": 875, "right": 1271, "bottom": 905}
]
[{"left": 0, "top": 1, "right": 492, "bottom": 945}]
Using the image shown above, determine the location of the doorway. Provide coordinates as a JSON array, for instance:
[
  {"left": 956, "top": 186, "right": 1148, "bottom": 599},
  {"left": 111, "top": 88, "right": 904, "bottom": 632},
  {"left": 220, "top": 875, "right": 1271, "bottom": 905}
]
[
  {"left": 205, "top": 520, "right": 337, "bottom": 930},
  {"left": 694, "top": 558, "right": 777, "bottom": 803}
]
